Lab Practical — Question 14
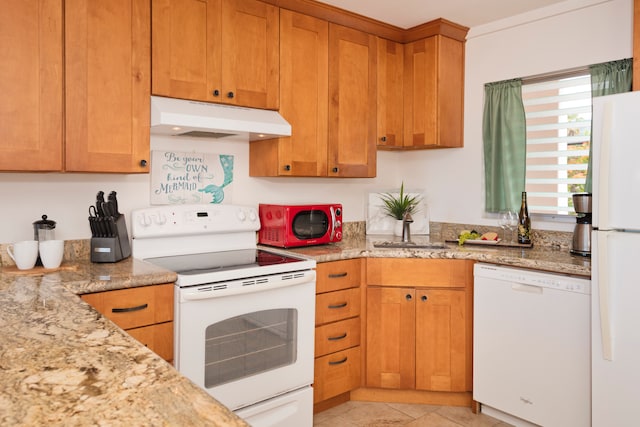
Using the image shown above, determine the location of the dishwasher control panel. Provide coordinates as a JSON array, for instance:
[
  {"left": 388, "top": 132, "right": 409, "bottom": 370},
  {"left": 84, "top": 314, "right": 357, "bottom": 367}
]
[{"left": 474, "top": 263, "right": 591, "bottom": 294}]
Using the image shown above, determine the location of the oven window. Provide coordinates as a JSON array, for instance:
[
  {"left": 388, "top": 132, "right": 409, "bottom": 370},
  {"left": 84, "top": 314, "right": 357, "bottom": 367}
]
[
  {"left": 292, "top": 210, "right": 328, "bottom": 239},
  {"left": 204, "top": 309, "right": 298, "bottom": 388}
]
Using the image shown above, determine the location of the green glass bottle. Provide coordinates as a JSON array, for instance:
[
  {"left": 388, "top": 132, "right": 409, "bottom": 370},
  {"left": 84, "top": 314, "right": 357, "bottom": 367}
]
[{"left": 517, "top": 192, "right": 531, "bottom": 244}]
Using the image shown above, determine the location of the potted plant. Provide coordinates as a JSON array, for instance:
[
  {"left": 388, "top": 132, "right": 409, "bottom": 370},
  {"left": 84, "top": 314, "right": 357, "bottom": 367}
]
[{"left": 379, "top": 183, "right": 421, "bottom": 235}]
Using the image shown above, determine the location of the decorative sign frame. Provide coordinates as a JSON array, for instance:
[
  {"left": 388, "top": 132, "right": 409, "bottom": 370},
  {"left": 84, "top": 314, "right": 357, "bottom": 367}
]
[{"left": 150, "top": 150, "right": 234, "bottom": 205}]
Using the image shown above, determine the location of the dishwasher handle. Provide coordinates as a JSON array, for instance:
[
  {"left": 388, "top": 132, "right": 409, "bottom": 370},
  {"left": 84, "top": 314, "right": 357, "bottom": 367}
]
[{"left": 511, "top": 283, "right": 543, "bottom": 294}]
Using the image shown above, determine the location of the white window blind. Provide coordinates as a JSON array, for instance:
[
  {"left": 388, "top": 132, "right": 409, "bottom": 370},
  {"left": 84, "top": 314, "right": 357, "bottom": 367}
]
[{"left": 522, "top": 73, "right": 591, "bottom": 215}]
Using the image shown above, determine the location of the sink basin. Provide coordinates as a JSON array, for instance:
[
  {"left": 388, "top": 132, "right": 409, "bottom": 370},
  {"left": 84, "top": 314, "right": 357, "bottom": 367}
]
[{"left": 373, "top": 241, "right": 446, "bottom": 249}]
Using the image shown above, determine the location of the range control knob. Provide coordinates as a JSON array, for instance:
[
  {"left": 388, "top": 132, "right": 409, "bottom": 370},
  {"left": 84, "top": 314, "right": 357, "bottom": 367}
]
[
  {"left": 155, "top": 213, "right": 168, "bottom": 225},
  {"left": 237, "top": 210, "right": 247, "bottom": 221},
  {"left": 138, "top": 214, "right": 152, "bottom": 227}
]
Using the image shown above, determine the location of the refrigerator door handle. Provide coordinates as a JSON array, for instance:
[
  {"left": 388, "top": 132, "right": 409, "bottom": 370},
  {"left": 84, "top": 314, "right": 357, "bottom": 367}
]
[
  {"left": 596, "top": 102, "right": 613, "bottom": 229},
  {"left": 598, "top": 231, "right": 614, "bottom": 361}
]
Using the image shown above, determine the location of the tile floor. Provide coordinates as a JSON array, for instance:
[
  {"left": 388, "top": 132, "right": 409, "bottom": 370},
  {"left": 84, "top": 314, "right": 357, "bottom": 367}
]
[{"left": 314, "top": 401, "right": 514, "bottom": 427}]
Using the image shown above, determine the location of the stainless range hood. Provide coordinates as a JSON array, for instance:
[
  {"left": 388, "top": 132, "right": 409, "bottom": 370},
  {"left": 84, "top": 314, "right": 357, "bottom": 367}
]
[{"left": 150, "top": 96, "right": 291, "bottom": 141}]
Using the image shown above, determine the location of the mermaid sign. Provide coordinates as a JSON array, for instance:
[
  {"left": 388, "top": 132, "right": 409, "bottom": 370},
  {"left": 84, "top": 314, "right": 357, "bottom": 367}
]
[{"left": 150, "top": 150, "right": 234, "bottom": 205}]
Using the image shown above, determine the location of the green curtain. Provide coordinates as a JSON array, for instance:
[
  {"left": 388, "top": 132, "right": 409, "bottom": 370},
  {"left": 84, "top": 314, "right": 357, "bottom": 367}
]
[
  {"left": 585, "top": 58, "right": 633, "bottom": 192},
  {"left": 483, "top": 79, "right": 527, "bottom": 212}
]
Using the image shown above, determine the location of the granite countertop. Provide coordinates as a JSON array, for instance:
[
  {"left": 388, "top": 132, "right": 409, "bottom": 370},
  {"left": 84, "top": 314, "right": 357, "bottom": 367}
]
[
  {"left": 267, "top": 234, "right": 591, "bottom": 277},
  {"left": 0, "top": 257, "right": 249, "bottom": 427}
]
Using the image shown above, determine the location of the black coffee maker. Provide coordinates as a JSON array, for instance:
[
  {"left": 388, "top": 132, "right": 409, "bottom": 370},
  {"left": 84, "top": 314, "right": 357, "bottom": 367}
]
[{"left": 571, "top": 193, "right": 592, "bottom": 256}]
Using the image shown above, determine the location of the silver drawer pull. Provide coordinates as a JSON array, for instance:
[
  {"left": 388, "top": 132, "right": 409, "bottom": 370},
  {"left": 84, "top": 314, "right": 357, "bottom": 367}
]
[
  {"left": 328, "top": 333, "right": 347, "bottom": 341},
  {"left": 328, "top": 302, "right": 347, "bottom": 309},
  {"left": 328, "top": 357, "right": 348, "bottom": 366},
  {"left": 112, "top": 303, "right": 148, "bottom": 313},
  {"left": 328, "top": 272, "right": 348, "bottom": 279}
]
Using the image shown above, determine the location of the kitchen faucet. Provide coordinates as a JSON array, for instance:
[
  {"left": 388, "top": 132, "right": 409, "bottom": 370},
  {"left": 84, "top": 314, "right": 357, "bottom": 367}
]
[{"left": 402, "top": 211, "right": 413, "bottom": 243}]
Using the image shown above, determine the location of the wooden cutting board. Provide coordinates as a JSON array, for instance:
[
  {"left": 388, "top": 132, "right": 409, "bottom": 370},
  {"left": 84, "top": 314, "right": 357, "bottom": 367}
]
[
  {"left": 2, "top": 263, "right": 79, "bottom": 276},
  {"left": 445, "top": 240, "right": 534, "bottom": 248}
]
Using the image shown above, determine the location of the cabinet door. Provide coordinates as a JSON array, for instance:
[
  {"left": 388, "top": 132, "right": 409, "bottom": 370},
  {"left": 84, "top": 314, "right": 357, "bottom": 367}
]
[
  {"left": 404, "top": 35, "right": 464, "bottom": 149},
  {"left": 221, "top": 0, "right": 279, "bottom": 109},
  {"left": 316, "top": 288, "right": 360, "bottom": 325},
  {"left": 415, "top": 288, "right": 467, "bottom": 392},
  {"left": 314, "top": 346, "right": 361, "bottom": 403},
  {"left": 250, "top": 9, "right": 328, "bottom": 177},
  {"left": 376, "top": 37, "right": 404, "bottom": 149},
  {"left": 0, "top": 0, "right": 63, "bottom": 171},
  {"left": 277, "top": 9, "right": 328, "bottom": 176},
  {"left": 127, "top": 322, "right": 174, "bottom": 363},
  {"left": 366, "top": 287, "right": 415, "bottom": 389},
  {"left": 65, "top": 0, "right": 150, "bottom": 172},
  {"left": 80, "top": 283, "right": 174, "bottom": 330},
  {"left": 328, "top": 24, "right": 377, "bottom": 177},
  {"left": 316, "top": 259, "right": 361, "bottom": 294},
  {"left": 315, "top": 317, "right": 360, "bottom": 358},
  {"left": 152, "top": 0, "right": 220, "bottom": 102}
]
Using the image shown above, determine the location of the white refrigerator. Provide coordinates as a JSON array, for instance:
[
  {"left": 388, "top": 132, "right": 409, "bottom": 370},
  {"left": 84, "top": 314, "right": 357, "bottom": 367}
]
[{"left": 591, "top": 90, "right": 640, "bottom": 426}]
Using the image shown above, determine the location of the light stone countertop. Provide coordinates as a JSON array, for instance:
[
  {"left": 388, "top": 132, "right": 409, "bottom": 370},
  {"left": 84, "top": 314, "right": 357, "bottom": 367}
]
[
  {"left": 264, "top": 234, "right": 591, "bottom": 277},
  {"left": 0, "top": 257, "right": 249, "bottom": 427}
]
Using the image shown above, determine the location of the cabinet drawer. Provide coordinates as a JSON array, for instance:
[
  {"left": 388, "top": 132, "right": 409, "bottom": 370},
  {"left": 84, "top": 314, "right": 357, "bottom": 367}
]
[
  {"left": 127, "top": 321, "right": 174, "bottom": 363},
  {"left": 81, "top": 283, "right": 174, "bottom": 330},
  {"left": 316, "top": 259, "right": 361, "bottom": 293},
  {"left": 315, "top": 317, "right": 360, "bottom": 357},
  {"left": 367, "top": 259, "right": 473, "bottom": 288},
  {"left": 314, "top": 346, "right": 361, "bottom": 403},
  {"left": 316, "top": 288, "right": 360, "bottom": 325}
]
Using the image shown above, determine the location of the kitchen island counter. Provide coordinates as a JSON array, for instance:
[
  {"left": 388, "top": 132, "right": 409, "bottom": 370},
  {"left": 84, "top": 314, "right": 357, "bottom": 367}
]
[
  {"left": 266, "top": 234, "right": 591, "bottom": 277},
  {"left": 0, "top": 257, "right": 249, "bottom": 427}
]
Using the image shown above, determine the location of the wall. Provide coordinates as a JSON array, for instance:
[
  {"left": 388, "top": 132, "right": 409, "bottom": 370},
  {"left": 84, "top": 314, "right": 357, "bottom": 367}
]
[
  {"left": 404, "top": 0, "right": 633, "bottom": 232},
  {"left": 0, "top": 136, "right": 402, "bottom": 242},
  {"left": 0, "top": 0, "right": 633, "bottom": 243}
]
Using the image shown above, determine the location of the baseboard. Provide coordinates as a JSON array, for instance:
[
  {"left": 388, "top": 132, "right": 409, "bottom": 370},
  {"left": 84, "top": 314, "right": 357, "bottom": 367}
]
[{"left": 350, "top": 387, "right": 473, "bottom": 408}]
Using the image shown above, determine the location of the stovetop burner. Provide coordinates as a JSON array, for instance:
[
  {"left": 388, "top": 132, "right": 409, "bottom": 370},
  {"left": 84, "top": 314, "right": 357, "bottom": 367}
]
[{"left": 145, "top": 249, "right": 308, "bottom": 280}]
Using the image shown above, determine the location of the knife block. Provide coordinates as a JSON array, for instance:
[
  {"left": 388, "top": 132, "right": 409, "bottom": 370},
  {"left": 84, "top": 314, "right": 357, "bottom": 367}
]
[{"left": 91, "top": 215, "right": 131, "bottom": 263}]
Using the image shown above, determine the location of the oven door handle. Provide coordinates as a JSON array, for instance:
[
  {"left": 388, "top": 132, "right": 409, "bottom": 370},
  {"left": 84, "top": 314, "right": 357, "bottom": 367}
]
[{"left": 181, "top": 270, "right": 316, "bottom": 300}]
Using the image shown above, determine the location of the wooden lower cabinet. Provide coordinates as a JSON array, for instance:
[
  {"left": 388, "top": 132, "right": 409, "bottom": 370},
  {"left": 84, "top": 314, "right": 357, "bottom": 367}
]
[
  {"left": 313, "top": 259, "right": 363, "bottom": 410},
  {"left": 80, "top": 283, "right": 174, "bottom": 363},
  {"left": 365, "top": 259, "right": 473, "bottom": 393},
  {"left": 314, "top": 346, "right": 361, "bottom": 403}
]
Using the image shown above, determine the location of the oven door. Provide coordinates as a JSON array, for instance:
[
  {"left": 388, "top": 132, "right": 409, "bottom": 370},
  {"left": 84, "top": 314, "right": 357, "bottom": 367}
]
[{"left": 174, "top": 270, "right": 316, "bottom": 411}]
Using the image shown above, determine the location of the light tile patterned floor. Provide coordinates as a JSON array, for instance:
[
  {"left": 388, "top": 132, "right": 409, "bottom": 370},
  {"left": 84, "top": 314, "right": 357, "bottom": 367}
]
[{"left": 314, "top": 401, "right": 514, "bottom": 427}]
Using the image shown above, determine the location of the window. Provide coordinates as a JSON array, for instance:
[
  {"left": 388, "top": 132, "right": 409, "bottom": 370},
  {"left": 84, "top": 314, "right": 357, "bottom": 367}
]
[{"left": 522, "top": 71, "right": 591, "bottom": 215}]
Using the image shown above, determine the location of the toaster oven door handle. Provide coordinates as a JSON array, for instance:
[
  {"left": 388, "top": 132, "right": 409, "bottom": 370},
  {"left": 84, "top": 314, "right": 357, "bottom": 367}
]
[{"left": 329, "top": 206, "right": 336, "bottom": 241}]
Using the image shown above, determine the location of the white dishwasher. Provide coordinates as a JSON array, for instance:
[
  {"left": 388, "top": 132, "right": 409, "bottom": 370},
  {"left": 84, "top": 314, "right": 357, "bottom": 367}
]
[{"left": 473, "top": 263, "right": 590, "bottom": 427}]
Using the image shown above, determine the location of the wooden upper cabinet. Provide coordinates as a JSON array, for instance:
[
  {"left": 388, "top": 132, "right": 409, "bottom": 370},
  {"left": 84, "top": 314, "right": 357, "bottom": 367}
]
[
  {"left": 0, "top": 0, "right": 63, "bottom": 171},
  {"left": 328, "top": 23, "right": 377, "bottom": 178},
  {"left": 404, "top": 35, "right": 464, "bottom": 149},
  {"left": 250, "top": 9, "right": 328, "bottom": 177},
  {"left": 152, "top": 0, "right": 279, "bottom": 109},
  {"left": 376, "top": 38, "right": 404, "bottom": 149},
  {"left": 65, "top": 0, "right": 150, "bottom": 173},
  {"left": 250, "top": 14, "right": 378, "bottom": 178}
]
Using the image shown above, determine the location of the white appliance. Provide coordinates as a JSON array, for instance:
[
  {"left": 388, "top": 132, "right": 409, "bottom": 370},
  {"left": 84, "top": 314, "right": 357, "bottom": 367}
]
[
  {"left": 131, "top": 204, "right": 316, "bottom": 427},
  {"left": 473, "top": 263, "right": 591, "bottom": 427},
  {"left": 591, "top": 90, "right": 640, "bottom": 427}
]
